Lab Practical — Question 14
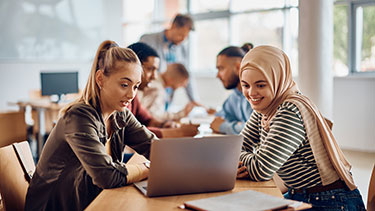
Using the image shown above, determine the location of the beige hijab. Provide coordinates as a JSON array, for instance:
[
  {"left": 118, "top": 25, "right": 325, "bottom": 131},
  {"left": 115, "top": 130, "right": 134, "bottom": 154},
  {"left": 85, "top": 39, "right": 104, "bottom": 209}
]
[{"left": 240, "top": 46, "right": 356, "bottom": 190}]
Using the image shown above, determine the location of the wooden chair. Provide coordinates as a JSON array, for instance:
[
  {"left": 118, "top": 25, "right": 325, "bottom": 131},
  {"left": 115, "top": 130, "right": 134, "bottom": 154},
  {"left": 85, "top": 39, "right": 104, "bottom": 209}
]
[
  {"left": 368, "top": 164, "right": 375, "bottom": 211},
  {"left": 0, "top": 111, "right": 27, "bottom": 148},
  {"left": 324, "top": 117, "right": 333, "bottom": 130},
  {"left": 0, "top": 141, "right": 35, "bottom": 211}
]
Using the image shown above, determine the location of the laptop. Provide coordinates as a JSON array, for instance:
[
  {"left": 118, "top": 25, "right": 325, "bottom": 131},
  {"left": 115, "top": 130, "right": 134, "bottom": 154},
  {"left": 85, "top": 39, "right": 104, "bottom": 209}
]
[{"left": 134, "top": 135, "right": 243, "bottom": 197}]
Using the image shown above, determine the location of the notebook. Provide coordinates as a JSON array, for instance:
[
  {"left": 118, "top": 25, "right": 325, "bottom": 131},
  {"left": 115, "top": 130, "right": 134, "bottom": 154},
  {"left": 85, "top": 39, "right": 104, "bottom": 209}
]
[
  {"left": 134, "top": 135, "right": 243, "bottom": 197},
  {"left": 183, "top": 190, "right": 294, "bottom": 211}
]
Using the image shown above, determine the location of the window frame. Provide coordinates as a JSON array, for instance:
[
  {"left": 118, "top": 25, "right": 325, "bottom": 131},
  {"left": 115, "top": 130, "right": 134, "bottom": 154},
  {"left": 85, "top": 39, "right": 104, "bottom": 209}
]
[
  {"left": 186, "top": 0, "right": 298, "bottom": 75},
  {"left": 336, "top": 0, "right": 375, "bottom": 75},
  {"left": 122, "top": 0, "right": 299, "bottom": 75}
]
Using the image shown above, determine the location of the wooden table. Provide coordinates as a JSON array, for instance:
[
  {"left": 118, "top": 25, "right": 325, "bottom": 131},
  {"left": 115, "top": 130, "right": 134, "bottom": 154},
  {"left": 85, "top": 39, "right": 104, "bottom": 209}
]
[
  {"left": 86, "top": 153, "right": 311, "bottom": 210},
  {"left": 86, "top": 179, "right": 281, "bottom": 211}
]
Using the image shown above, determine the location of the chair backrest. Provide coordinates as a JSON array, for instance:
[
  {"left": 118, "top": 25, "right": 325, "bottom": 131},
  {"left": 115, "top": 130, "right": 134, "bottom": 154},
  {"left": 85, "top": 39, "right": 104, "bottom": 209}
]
[
  {"left": 0, "top": 111, "right": 27, "bottom": 148},
  {"left": 324, "top": 117, "right": 333, "bottom": 130},
  {"left": 368, "top": 164, "right": 375, "bottom": 211},
  {"left": 0, "top": 141, "right": 35, "bottom": 211}
]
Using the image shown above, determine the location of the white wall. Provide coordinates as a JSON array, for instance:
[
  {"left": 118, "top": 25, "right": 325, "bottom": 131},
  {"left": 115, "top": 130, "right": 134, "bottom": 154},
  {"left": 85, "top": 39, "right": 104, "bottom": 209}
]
[
  {"left": 0, "top": 62, "right": 91, "bottom": 111},
  {"left": 0, "top": 0, "right": 123, "bottom": 61},
  {"left": 332, "top": 76, "right": 375, "bottom": 152},
  {"left": 0, "top": 0, "right": 123, "bottom": 111}
]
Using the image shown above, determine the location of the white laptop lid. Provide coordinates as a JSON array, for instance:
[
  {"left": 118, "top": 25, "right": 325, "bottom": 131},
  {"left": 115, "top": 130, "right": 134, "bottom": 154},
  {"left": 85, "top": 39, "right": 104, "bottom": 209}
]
[{"left": 135, "top": 135, "right": 243, "bottom": 197}]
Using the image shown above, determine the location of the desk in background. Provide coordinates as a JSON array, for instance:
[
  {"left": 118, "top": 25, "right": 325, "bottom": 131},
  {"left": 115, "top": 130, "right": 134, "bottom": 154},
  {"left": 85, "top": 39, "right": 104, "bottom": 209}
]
[
  {"left": 12, "top": 90, "right": 80, "bottom": 159},
  {"left": 13, "top": 100, "right": 63, "bottom": 159}
]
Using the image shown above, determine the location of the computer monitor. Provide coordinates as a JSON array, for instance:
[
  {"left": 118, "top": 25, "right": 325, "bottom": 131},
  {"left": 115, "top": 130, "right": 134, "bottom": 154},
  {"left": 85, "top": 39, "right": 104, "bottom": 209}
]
[{"left": 40, "top": 71, "right": 79, "bottom": 102}]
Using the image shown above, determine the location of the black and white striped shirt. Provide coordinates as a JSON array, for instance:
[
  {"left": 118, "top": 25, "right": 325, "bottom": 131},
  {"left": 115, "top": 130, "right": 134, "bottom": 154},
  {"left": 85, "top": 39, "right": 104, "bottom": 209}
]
[{"left": 240, "top": 101, "right": 322, "bottom": 189}]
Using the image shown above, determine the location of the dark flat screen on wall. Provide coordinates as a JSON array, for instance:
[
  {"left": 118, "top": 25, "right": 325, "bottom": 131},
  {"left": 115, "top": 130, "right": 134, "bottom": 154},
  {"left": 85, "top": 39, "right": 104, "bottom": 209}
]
[{"left": 41, "top": 72, "right": 79, "bottom": 97}]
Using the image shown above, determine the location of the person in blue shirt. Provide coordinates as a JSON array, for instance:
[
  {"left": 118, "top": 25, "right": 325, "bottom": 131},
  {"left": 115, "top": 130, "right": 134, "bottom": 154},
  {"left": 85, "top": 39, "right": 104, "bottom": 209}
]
[{"left": 210, "top": 44, "right": 254, "bottom": 134}]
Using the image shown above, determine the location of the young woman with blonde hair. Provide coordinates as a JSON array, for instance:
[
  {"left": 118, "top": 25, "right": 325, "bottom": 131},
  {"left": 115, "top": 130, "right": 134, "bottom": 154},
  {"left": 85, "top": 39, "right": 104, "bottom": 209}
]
[
  {"left": 25, "top": 40, "right": 156, "bottom": 211},
  {"left": 237, "top": 46, "right": 365, "bottom": 210}
]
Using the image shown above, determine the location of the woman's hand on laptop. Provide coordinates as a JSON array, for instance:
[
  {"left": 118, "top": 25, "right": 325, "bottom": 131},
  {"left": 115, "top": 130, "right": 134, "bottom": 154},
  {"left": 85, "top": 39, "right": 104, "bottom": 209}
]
[
  {"left": 236, "top": 161, "right": 249, "bottom": 179},
  {"left": 125, "top": 163, "right": 150, "bottom": 184},
  {"left": 210, "top": 116, "right": 225, "bottom": 133},
  {"left": 139, "top": 163, "right": 150, "bottom": 181}
]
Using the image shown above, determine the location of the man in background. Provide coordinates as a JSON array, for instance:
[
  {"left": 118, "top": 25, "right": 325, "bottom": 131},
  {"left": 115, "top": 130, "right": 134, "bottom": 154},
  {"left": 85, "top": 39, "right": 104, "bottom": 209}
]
[
  {"left": 210, "top": 45, "right": 253, "bottom": 134},
  {"left": 127, "top": 42, "right": 198, "bottom": 138},
  {"left": 140, "top": 14, "right": 201, "bottom": 110},
  {"left": 138, "top": 63, "right": 195, "bottom": 122}
]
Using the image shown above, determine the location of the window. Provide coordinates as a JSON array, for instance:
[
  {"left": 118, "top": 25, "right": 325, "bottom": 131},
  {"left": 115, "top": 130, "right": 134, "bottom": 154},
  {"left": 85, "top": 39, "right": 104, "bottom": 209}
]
[
  {"left": 230, "top": 9, "right": 299, "bottom": 76},
  {"left": 189, "top": 1, "right": 298, "bottom": 75},
  {"left": 334, "top": 0, "right": 375, "bottom": 75},
  {"left": 190, "top": 18, "right": 229, "bottom": 74},
  {"left": 357, "top": 5, "right": 375, "bottom": 72},
  {"left": 122, "top": 0, "right": 298, "bottom": 75},
  {"left": 231, "top": 11, "right": 284, "bottom": 49},
  {"left": 333, "top": 4, "right": 349, "bottom": 76},
  {"left": 231, "top": 0, "right": 286, "bottom": 11},
  {"left": 190, "top": 0, "right": 229, "bottom": 13},
  {"left": 122, "top": 0, "right": 187, "bottom": 45}
]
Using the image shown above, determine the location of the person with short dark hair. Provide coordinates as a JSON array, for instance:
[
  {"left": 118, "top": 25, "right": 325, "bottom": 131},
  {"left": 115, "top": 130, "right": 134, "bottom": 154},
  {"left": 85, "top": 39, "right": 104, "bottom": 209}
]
[
  {"left": 127, "top": 42, "right": 164, "bottom": 137},
  {"left": 172, "top": 13, "right": 194, "bottom": 30},
  {"left": 240, "top": 42, "right": 254, "bottom": 52},
  {"left": 140, "top": 13, "right": 194, "bottom": 72},
  {"left": 210, "top": 44, "right": 253, "bottom": 134},
  {"left": 127, "top": 42, "right": 160, "bottom": 92}
]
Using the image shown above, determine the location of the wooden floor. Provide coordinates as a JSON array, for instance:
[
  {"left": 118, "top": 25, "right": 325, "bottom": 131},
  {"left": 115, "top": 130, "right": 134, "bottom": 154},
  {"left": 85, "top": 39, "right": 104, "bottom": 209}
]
[{"left": 342, "top": 149, "right": 375, "bottom": 209}]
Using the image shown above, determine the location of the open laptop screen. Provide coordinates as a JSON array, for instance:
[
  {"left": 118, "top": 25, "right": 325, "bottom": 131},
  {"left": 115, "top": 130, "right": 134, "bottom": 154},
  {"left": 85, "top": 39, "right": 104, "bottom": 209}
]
[{"left": 135, "top": 135, "right": 243, "bottom": 197}]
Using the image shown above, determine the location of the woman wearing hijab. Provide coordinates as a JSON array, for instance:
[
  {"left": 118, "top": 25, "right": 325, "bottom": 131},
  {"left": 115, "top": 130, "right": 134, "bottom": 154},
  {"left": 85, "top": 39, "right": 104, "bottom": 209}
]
[
  {"left": 25, "top": 40, "right": 156, "bottom": 211},
  {"left": 237, "top": 46, "right": 365, "bottom": 210}
]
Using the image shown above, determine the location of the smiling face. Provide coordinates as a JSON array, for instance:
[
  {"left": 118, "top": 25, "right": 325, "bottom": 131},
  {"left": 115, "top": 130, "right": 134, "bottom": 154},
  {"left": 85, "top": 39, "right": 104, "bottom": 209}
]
[
  {"left": 216, "top": 55, "right": 240, "bottom": 90},
  {"left": 96, "top": 61, "right": 142, "bottom": 114},
  {"left": 240, "top": 68, "right": 274, "bottom": 113},
  {"left": 139, "top": 56, "right": 160, "bottom": 90}
]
